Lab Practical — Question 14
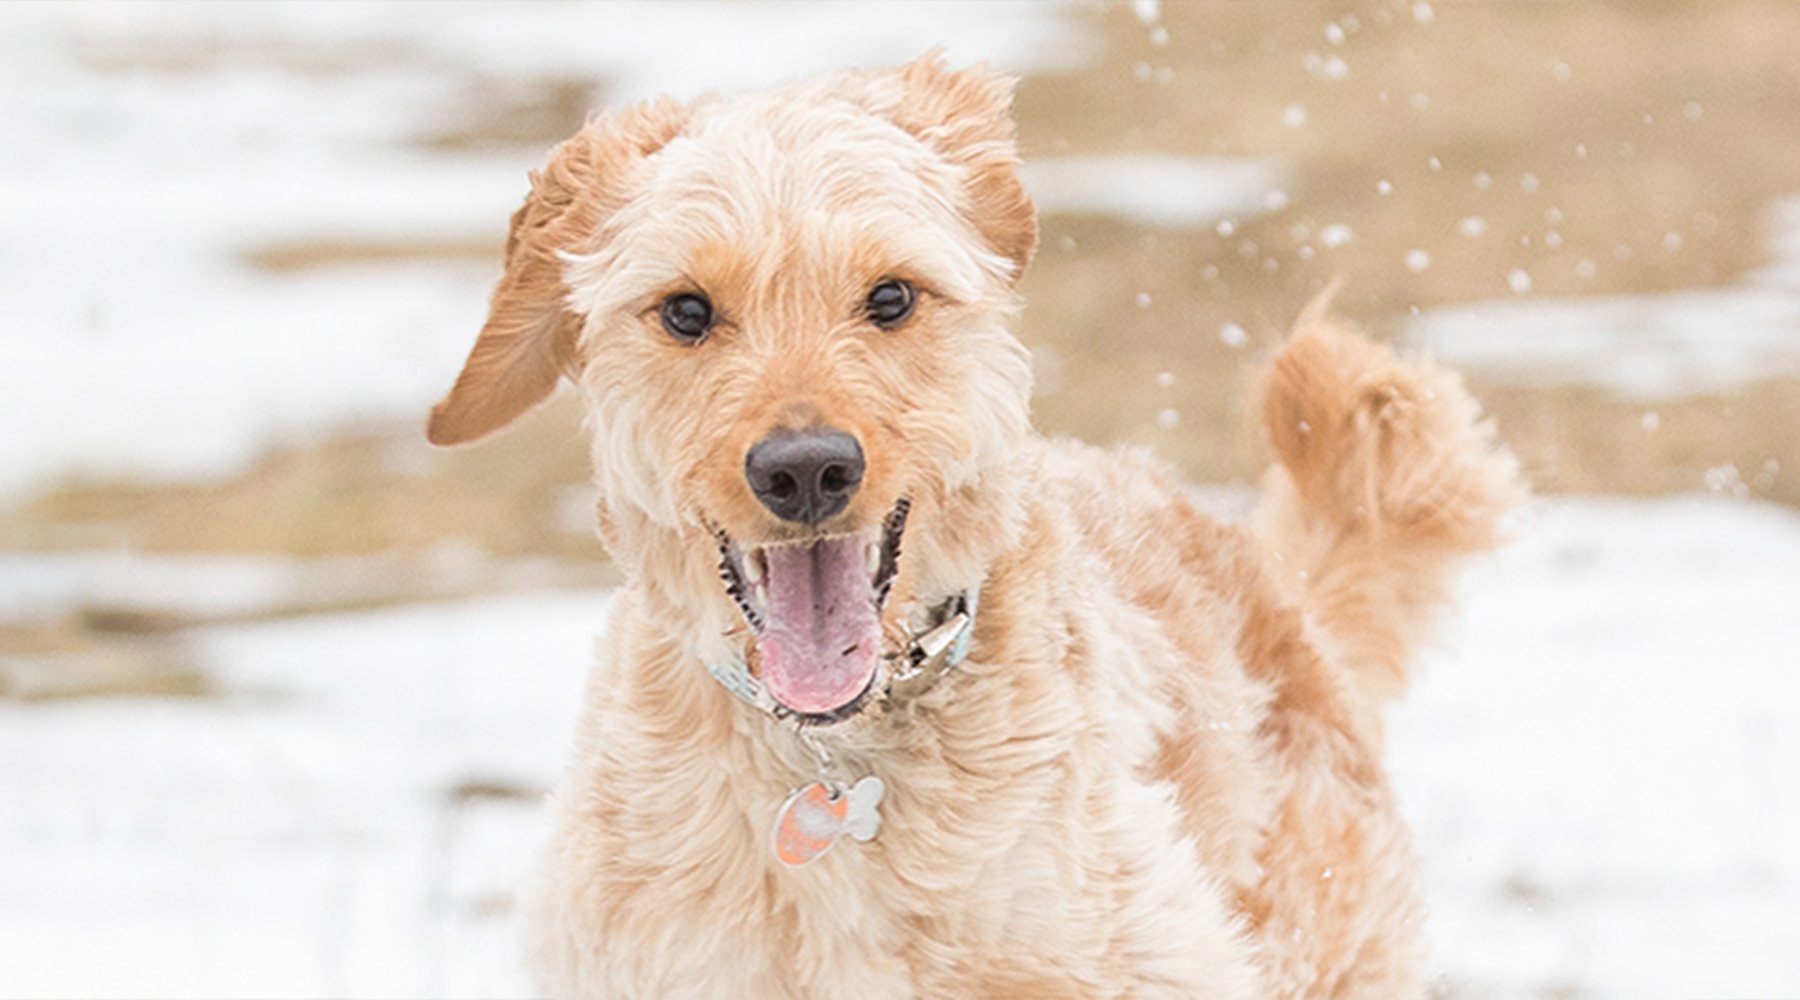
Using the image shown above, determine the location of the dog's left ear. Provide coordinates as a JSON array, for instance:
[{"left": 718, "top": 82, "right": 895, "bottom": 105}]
[
  {"left": 880, "top": 55, "right": 1038, "bottom": 284},
  {"left": 428, "top": 98, "right": 689, "bottom": 446}
]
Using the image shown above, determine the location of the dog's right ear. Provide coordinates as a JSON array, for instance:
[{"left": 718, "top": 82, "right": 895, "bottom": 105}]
[
  {"left": 427, "top": 98, "right": 689, "bottom": 446},
  {"left": 880, "top": 55, "right": 1038, "bottom": 285}
]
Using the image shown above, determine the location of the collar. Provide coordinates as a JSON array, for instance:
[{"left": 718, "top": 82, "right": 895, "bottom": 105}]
[{"left": 706, "top": 583, "right": 980, "bottom": 723}]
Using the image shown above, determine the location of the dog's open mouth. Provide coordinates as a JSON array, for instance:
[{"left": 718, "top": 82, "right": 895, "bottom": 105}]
[{"left": 715, "top": 500, "right": 909, "bottom": 723}]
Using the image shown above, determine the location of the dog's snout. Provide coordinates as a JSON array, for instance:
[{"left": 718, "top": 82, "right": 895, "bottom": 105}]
[{"left": 745, "top": 429, "right": 865, "bottom": 526}]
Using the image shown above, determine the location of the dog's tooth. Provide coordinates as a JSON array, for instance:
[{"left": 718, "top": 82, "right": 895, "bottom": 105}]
[
  {"left": 744, "top": 551, "right": 763, "bottom": 585},
  {"left": 866, "top": 539, "right": 881, "bottom": 572}
]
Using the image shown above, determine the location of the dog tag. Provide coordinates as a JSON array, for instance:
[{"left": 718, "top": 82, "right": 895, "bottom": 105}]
[{"left": 771, "top": 776, "right": 885, "bottom": 867}]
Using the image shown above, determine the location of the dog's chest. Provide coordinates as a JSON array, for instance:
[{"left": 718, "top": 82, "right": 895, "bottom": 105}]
[
  {"left": 612, "top": 748, "right": 1212, "bottom": 994},
  {"left": 631, "top": 821, "right": 1088, "bottom": 996}
]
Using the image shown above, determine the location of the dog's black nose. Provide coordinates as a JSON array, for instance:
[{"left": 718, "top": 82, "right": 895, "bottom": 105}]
[{"left": 745, "top": 429, "right": 865, "bottom": 526}]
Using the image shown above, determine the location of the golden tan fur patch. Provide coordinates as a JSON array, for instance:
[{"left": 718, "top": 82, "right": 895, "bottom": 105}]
[{"left": 430, "top": 55, "right": 1521, "bottom": 998}]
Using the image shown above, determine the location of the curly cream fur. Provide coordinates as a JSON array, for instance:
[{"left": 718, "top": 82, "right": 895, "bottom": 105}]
[{"left": 429, "top": 55, "right": 1521, "bottom": 999}]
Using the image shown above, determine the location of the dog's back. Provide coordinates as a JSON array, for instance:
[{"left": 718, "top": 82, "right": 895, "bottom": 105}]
[{"left": 1024, "top": 302, "right": 1522, "bottom": 995}]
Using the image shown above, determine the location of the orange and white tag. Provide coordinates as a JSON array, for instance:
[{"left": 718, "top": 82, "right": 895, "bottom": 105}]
[{"left": 771, "top": 776, "right": 885, "bottom": 867}]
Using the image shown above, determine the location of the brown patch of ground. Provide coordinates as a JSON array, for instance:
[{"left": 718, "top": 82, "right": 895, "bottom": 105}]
[
  {"left": 243, "top": 235, "right": 504, "bottom": 272},
  {"left": 413, "top": 76, "right": 603, "bottom": 154},
  {"left": 0, "top": 618, "right": 213, "bottom": 702},
  {"left": 1, "top": 396, "right": 601, "bottom": 560},
  {"left": 1020, "top": 1, "right": 1800, "bottom": 305},
  {"left": 1014, "top": 0, "right": 1800, "bottom": 505}
]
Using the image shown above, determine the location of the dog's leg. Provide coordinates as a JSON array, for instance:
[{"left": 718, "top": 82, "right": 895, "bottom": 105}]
[{"left": 1252, "top": 293, "right": 1525, "bottom": 708}]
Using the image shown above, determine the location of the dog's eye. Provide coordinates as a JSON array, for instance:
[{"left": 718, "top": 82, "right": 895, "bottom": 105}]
[
  {"left": 865, "top": 279, "right": 915, "bottom": 329},
  {"left": 660, "top": 293, "right": 714, "bottom": 344}
]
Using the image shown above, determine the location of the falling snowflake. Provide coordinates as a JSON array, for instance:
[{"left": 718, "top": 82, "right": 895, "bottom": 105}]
[{"left": 1704, "top": 464, "right": 1747, "bottom": 497}]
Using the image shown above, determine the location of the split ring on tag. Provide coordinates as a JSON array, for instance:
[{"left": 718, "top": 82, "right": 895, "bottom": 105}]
[{"left": 771, "top": 775, "right": 885, "bottom": 867}]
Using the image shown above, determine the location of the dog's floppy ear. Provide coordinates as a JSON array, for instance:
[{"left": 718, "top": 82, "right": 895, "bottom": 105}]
[
  {"left": 428, "top": 98, "right": 689, "bottom": 446},
  {"left": 881, "top": 54, "right": 1038, "bottom": 283}
]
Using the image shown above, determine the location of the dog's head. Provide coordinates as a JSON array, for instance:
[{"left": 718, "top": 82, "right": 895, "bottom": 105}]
[{"left": 429, "top": 56, "right": 1036, "bottom": 722}]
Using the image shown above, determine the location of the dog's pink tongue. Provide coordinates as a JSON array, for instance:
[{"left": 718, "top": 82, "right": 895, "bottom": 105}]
[{"left": 757, "top": 537, "right": 879, "bottom": 715}]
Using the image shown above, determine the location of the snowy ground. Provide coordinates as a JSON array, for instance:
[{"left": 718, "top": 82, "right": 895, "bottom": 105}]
[
  {"left": 0, "top": 590, "right": 607, "bottom": 999},
  {"left": 3, "top": 496, "right": 1798, "bottom": 998},
  {"left": 1388, "top": 498, "right": 1800, "bottom": 998}
]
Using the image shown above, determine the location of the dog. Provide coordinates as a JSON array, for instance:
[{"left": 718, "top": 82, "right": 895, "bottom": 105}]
[{"left": 427, "top": 55, "right": 1521, "bottom": 999}]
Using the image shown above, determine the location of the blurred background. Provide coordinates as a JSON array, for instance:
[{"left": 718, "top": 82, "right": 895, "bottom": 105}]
[{"left": 2, "top": 1, "right": 1797, "bottom": 996}]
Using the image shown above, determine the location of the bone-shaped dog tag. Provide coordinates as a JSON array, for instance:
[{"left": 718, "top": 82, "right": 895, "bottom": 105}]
[
  {"left": 771, "top": 776, "right": 885, "bottom": 867},
  {"left": 841, "top": 776, "right": 884, "bottom": 842}
]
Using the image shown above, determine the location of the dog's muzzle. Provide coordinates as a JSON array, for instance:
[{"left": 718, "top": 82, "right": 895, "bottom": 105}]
[{"left": 711, "top": 499, "right": 908, "bottom": 723}]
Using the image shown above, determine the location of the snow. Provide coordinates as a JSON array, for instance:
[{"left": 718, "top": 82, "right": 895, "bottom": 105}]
[
  {"left": 1022, "top": 156, "right": 1285, "bottom": 230},
  {"left": 0, "top": 590, "right": 610, "bottom": 999},
  {"left": 1406, "top": 199, "right": 1800, "bottom": 398},
  {"left": 1389, "top": 497, "right": 1800, "bottom": 997},
  {"left": 4, "top": 497, "right": 1798, "bottom": 997}
]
